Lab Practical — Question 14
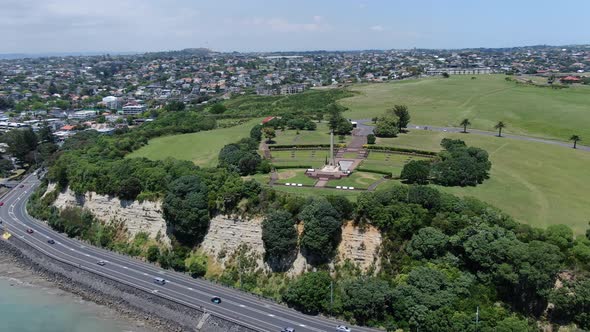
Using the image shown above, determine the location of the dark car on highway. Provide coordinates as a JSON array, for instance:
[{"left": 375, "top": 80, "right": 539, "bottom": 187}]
[
  {"left": 47, "top": 239, "right": 55, "bottom": 244},
  {"left": 211, "top": 296, "right": 222, "bottom": 304},
  {"left": 26, "top": 228, "right": 34, "bottom": 234},
  {"left": 0, "top": 202, "right": 4, "bottom": 206},
  {"left": 97, "top": 261, "right": 106, "bottom": 266}
]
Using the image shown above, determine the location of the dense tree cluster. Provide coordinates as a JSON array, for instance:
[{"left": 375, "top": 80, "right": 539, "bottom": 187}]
[
  {"left": 401, "top": 138, "right": 492, "bottom": 187},
  {"left": 278, "top": 184, "right": 590, "bottom": 330},
  {"left": 218, "top": 138, "right": 262, "bottom": 175},
  {"left": 373, "top": 105, "right": 411, "bottom": 137}
]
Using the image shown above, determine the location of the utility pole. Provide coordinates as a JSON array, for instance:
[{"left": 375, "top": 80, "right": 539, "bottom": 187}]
[
  {"left": 238, "top": 254, "right": 243, "bottom": 289},
  {"left": 475, "top": 305, "right": 479, "bottom": 331}
]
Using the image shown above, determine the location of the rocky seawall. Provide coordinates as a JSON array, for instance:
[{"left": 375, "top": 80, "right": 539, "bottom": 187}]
[{"left": 0, "top": 234, "right": 258, "bottom": 332}]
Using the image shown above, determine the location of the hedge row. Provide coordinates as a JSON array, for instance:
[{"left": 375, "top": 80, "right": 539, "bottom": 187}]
[
  {"left": 272, "top": 165, "right": 314, "bottom": 170},
  {"left": 355, "top": 167, "right": 393, "bottom": 178},
  {"left": 363, "top": 145, "right": 437, "bottom": 156},
  {"left": 269, "top": 144, "right": 346, "bottom": 150}
]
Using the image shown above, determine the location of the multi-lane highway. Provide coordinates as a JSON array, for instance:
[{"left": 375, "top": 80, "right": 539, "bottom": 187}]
[{"left": 0, "top": 173, "right": 378, "bottom": 332}]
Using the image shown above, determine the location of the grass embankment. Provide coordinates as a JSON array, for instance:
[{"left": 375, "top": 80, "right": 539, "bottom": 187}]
[
  {"left": 127, "top": 118, "right": 262, "bottom": 167},
  {"left": 379, "top": 129, "right": 590, "bottom": 234},
  {"left": 340, "top": 75, "right": 590, "bottom": 141}
]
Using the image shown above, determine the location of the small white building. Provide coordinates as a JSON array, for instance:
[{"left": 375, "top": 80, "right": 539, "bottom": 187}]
[{"left": 120, "top": 103, "right": 145, "bottom": 116}]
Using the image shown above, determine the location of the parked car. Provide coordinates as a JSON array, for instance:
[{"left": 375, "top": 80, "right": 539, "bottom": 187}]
[
  {"left": 26, "top": 228, "right": 34, "bottom": 234},
  {"left": 97, "top": 261, "right": 106, "bottom": 266},
  {"left": 336, "top": 325, "right": 351, "bottom": 332},
  {"left": 47, "top": 239, "right": 55, "bottom": 244},
  {"left": 211, "top": 296, "right": 222, "bottom": 304}
]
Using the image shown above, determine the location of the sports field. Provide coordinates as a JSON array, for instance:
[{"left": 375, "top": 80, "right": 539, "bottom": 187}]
[
  {"left": 340, "top": 75, "right": 590, "bottom": 141},
  {"left": 360, "top": 152, "right": 432, "bottom": 177},
  {"left": 127, "top": 118, "right": 262, "bottom": 167},
  {"left": 379, "top": 129, "right": 590, "bottom": 234},
  {"left": 270, "top": 150, "right": 329, "bottom": 169}
]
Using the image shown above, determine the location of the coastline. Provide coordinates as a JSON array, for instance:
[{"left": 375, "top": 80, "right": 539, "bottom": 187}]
[{"left": 0, "top": 253, "right": 157, "bottom": 332}]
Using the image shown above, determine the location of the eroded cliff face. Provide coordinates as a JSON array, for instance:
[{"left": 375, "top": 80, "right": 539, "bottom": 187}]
[
  {"left": 50, "top": 185, "right": 382, "bottom": 274},
  {"left": 199, "top": 216, "right": 382, "bottom": 275},
  {"left": 51, "top": 185, "right": 170, "bottom": 246}
]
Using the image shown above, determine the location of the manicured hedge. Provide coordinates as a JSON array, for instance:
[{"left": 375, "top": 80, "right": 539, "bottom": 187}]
[
  {"left": 273, "top": 165, "right": 313, "bottom": 170},
  {"left": 363, "top": 145, "right": 437, "bottom": 156},
  {"left": 355, "top": 167, "right": 393, "bottom": 178},
  {"left": 269, "top": 144, "right": 346, "bottom": 150}
]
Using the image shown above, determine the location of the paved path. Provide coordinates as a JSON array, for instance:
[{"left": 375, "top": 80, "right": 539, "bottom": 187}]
[{"left": 354, "top": 119, "right": 589, "bottom": 152}]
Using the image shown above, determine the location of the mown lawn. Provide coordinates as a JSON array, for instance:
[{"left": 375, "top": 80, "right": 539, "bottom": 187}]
[
  {"left": 327, "top": 172, "right": 382, "bottom": 189},
  {"left": 274, "top": 169, "right": 318, "bottom": 186},
  {"left": 271, "top": 122, "right": 351, "bottom": 145},
  {"left": 127, "top": 118, "right": 263, "bottom": 167},
  {"left": 377, "top": 129, "right": 590, "bottom": 234},
  {"left": 340, "top": 75, "right": 590, "bottom": 141},
  {"left": 361, "top": 152, "right": 432, "bottom": 177},
  {"left": 271, "top": 150, "right": 328, "bottom": 169}
]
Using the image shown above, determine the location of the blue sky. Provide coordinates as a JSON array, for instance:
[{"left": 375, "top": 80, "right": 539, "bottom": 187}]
[{"left": 1, "top": 0, "right": 589, "bottom": 53}]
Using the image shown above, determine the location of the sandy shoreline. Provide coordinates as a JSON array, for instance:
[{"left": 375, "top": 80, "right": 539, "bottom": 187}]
[{"left": 0, "top": 254, "right": 156, "bottom": 332}]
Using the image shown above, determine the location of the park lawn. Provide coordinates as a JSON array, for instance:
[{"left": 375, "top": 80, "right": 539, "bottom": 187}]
[
  {"left": 271, "top": 122, "right": 351, "bottom": 145},
  {"left": 340, "top": 75, "right": 590, "bottom": 141},
  {"left": 274, "top": 169, "right": 317, "bottom": 186},
  {"left": 128, "top": 118, "right": 263, "bottom": 167},
  {"left": 327, "top": 172, "right": 382, "bottom": 189},
  {"left": 379, "top": 129, "right": 590, "bottom": 234},
  {"left": 272, "top": 185, "right": 361, "bottom": 201},
  {"left": 361, "top": 152, "right": 432, "bottom": 176},
  {"left": 271, "top": 150, "right": 328, "bottom": 168}
]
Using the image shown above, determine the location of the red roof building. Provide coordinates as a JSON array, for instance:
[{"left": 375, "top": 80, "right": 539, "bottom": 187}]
[
  {"left": 262, "top": 116, "right": 276, "bottom": 124},
  {"left": 560, "top": 76, "right": 582, "bottom": 83},
  {"left": 60, "top": 125, "right": 75, "bottom": 131}
]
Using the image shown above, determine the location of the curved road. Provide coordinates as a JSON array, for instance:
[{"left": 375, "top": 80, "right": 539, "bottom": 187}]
[
  {"left": 0, "top": 173, "right": 377, "bottom": 332},
  {"left": 354, "top": 119, "right": 589, "bottom": 152}
]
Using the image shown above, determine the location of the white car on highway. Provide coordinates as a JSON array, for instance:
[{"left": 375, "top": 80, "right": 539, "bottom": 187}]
[{"left": 336, "top": 325, "right": 351, "bottom": 332}]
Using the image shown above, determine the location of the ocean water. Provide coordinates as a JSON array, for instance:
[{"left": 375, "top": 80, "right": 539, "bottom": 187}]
[{"left": 0, "top": 278, "right": 144, "bottom": 332}]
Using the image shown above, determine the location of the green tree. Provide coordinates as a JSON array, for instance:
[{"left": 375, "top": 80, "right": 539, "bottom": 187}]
[
  {"left": 210, "top": 103, "right": 227, "bottom": 114},
  {"left": 570, "top": 134, "right": 581, "bottom": 149},
  {"left": 162, "top": 175, "right": 210, "bottom": 245},
  {"left": 166, "top": 101, "right": 185, "bottom": 112},
  {"left": 341, "top": 278, "right": 391, "bottom": 324},
  {"left": 299, "top": 197, "right": 342, "bottom": 264},
  {"left": 544, "top": 224, "right": 574, "bottom": 251},
  {"left": 250, "top": 124, "right": 262, "bottom": 141},
  {"left": 366, "top": 134, "right": 376, "bottom": 144},
  {"left": 400, "top": 160, "right": 431, "bottom": 184},
  {"left": 406, "top": 227, "right": 449, "bottom": 259},
  {"left": 146, "top": 245, "right": 160, "bottom": 262},
  {"left": 495, "top": 316, "right": 532, "bottom": 332},
  {"left": 263, "top": 127, "right": 276, "bottom": 143},
  {"left": 392, "top": 105, "right": 410, "bottom": 132},
  {"left": 460, "top": 118, "right": 471, "bottom": 133},
  {"left": 283, "top": 272, "right": 332, "bottom": 314},
  {"left": 495, "top": 121, "right": 506, "bottom": 137},
  {"left": 373, "top": 116, "right": 398, "bottom": 137},
  {"left": 261, "top": 210, "right": 298, "bottom": 269}
]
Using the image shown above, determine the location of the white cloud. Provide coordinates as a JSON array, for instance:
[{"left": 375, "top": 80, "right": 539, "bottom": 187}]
[
  {"left": 238, "top": 16, "right": 331, "bottom": 33},
  {"left": 370, "top": 25, "right": 385, "bottom": 32}
]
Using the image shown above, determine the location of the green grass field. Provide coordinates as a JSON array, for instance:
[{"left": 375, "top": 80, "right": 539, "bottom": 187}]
[
  {"left": 378, "top": 129, "right": 590, "bottom": 234},
  {"left": 340, "top": 75, "right": 590, "bottom": 141},
  {"left": 327, "top": 172, "right": 382, "bottom": 189},
  {"left": 127, "top": 118, "right": 262, "bottom": 167},
  {"left": 271, "top": 150, "right": 328, "bottom": 168},
  {"left": 274, "top": 169, "right": 318, "bottom": 186},
  {"left": 361, "top": 152, "right": 432, "bottom": 176},
  {"left": 271, "top": 122, "right": 351, "bottom": 145}
]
